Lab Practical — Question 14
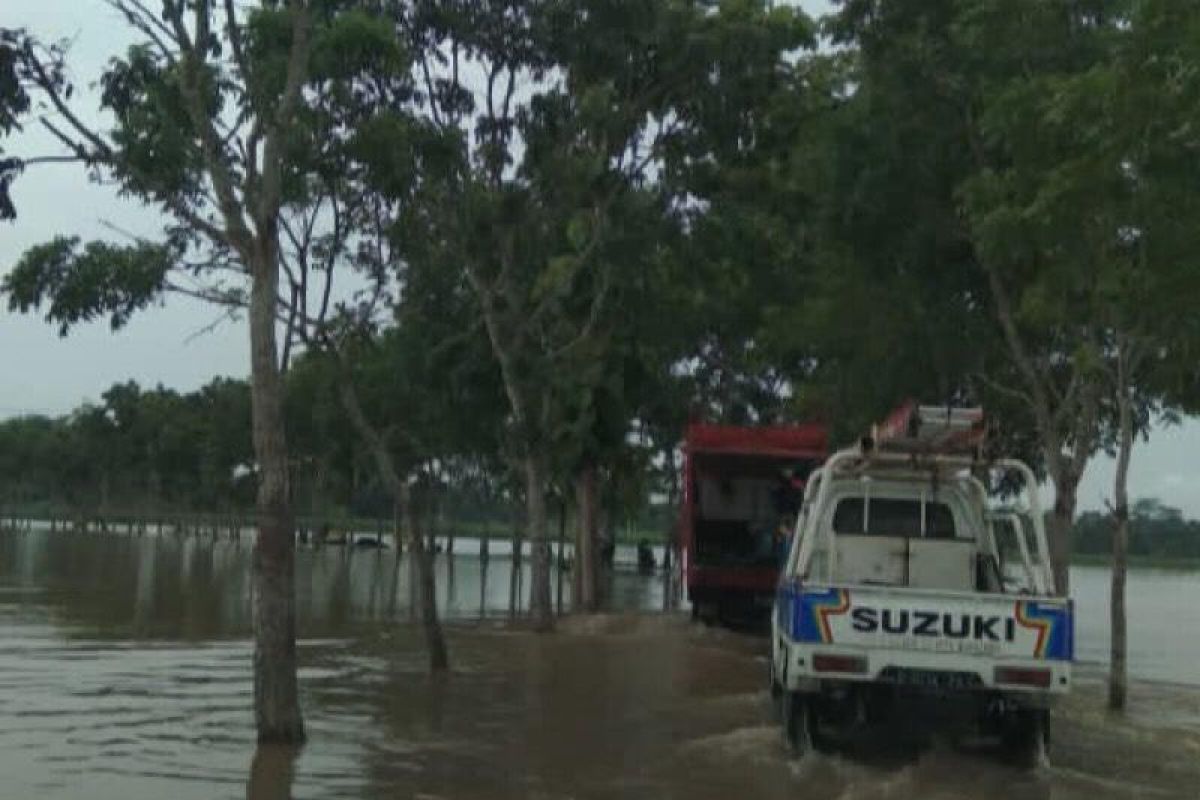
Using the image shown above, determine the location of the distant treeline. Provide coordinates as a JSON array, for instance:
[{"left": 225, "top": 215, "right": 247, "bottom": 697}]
[
  {"left": 8, "top": 378, "right": 1197, "bottom": 557},
  {"left": 1072, "top": 499, "right": 1200, "bottom": 561},
  {"left": 0, "top": 378, "right": 673, "bottom": 540},
  {"left": 0, "top": 379, "right": 257, "bottom": 516}
]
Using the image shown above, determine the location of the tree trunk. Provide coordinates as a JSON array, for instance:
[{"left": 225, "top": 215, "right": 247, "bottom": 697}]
[
  {"left": 335, "top": 373, "right": 448, "bottom": 672},
  {"left": 480, "top": 519, "right": 490, "bottom": 618},
  {"left": 1048, "top": 473, "right": 1079, "bottom": 597},
  {"left": 524, "top": 454, "right": 554, "bottom": 630},
  {"left": 1108, "top": 357, "right": 1134, "bottom": 712},
  {"left": 248, "top": 247, "right": 304, "bottom": 744},
  {"left": 445, "top": 523, "right": 457, "bottom": 612},
  {"left": 662, "top": 444, "right": 679, "bottom": 612},
  {"left": 246, "top": 745, "right": 297, "bottom": 800},
  {"left": 403, "top": 481, "right": 449, "bottom": 672},
  {"left": 392, "top": 497, "right": 403, "bottom": 553},
  {"left": 573, "top": 463, "right": 599, "bottom": 612},
  {"left": 556, "top": 501, "right": 566, "bottom": 614},
  {"left": 469, "top": 287, "right": 552, "bottom": 628},
  {"left": 509, "top": 512, "right": 523, "bottom": 617}
]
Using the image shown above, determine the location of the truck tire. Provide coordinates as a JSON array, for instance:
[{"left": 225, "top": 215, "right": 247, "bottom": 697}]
[
  {"left": 1005, "top": 708, "right": 1049, "bottom": 768},
  {"left": 767, "top": 659, "right": 783, "bottom": 721},
  {"left": 781, "top": 691, "right": 815, "bottom": 756}
]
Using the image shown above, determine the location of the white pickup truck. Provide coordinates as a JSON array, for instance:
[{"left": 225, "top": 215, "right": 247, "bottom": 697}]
[{"left": 770, "top": 406, "right": 1073, "bottom": 765}]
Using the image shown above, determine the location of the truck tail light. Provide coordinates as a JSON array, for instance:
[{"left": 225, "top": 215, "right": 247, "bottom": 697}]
[
  {"left": 813, "top": 653, "right": 868, "bottom": 674},
  {"left": 994, "top": 666, "right": 1051, "bottom": 688}
]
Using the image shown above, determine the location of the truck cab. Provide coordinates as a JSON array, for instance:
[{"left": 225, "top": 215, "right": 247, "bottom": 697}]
[{"left": 771, "top": 404, "right": 1071, "bottom": 765}]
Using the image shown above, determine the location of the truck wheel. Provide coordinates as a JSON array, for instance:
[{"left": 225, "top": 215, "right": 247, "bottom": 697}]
[
  {"left": 769, "top": 657, "right": 782, "bottom": 698},
  {"left": 767, "top": 659, "right": 783, "bottom": 721},
  {"left": 1005, "top": 708, "right": 1049, "bottom": 768},
  {"left": 781, "top": 691, "right": 814, "bottom": 757}
]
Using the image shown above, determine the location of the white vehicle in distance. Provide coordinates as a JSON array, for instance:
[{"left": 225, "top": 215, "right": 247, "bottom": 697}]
[{"left": 770, "top": 403, "right": 1072, "bottom": 766}]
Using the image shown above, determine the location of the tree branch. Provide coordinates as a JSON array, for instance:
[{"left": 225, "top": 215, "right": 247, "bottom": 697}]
[
  {"left": 19, "top": 154, "right": 86, "bottom": 166},
  {"left": 972, "top": 371, "right": 1038, "bottom": 413},
  {"left": 107, "top": 0, "right": 178, "bottom": 65},
  {"left": 983, "top": 261, "right": 1064, "bottom": 473},
  {"left": 257, "top": 1, "right": 311, "bottom": 228},
  {"left": 223, "top": 0, "right": 249, "bottom": 77}
]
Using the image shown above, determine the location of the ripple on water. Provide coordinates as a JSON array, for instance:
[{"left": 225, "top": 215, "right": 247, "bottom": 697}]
[{"left": 0, "top": 635, "right": 256, "bottom": 799}]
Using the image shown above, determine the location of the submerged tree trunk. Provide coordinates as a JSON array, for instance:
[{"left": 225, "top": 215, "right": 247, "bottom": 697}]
[
  {"left": 248, "top": 247, "right": 304, "bottom": 744},
  {"left": 336, "top": 374, "right": 448, "bottom": 672},
  {"left": 662, "top": 444, "right": 680, "bottom": 612},
  {"left": 556, "top": 501, "right": 566, "bottom": 614},
  {"left": 509, "top": 511, "right": 523, "bottom": 617},
  {"left": 445, "top": 514, "right": 457, "bottom": 613},
  {"left": 525, "top": 454, "right": 554, "bottom": 630},
  {"left": 403, "top": 481, "right": 448, "bottom": 671},
  {"left": 247, "top": 745, "right": 298, "bottom": 800},
  {"left": 1109, "top": 349, "right": 1135, "bottom": 712},
  {"left": 480, "top": 518, "right": 491, "bottom": 616},
  {"left": 573, "top": 463, "right": 599, "bottom": 612}
]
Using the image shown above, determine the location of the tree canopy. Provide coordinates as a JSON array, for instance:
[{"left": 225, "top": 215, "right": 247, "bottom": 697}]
[{"left": 5, "top": 0, "right": 1200, "bottom": 719}]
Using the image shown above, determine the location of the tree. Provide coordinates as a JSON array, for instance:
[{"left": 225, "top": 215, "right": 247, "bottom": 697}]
[
  {"left": 295, "top": 305, "right": 505, "bottom": 671},
  {"left": 823, "top": 0, "right": 1200, "bottom": 711},
  {"left": 955, "top": 0, "right": 1200, "bottom": 711},
  {"left": 389, "top": 0, "right": 812, "bottom": 628},
  {"left": 4, "top": 0, "right": 326, "bottom": 743},
  {"left": 1093, "top": 0, "right": 1200, "bottom": 710},
  {"left": 820, "top": 0, "right": 1141, "bottom": 596},
  {"left": 7, "top": 2, "right": 477, "bottom": 676}
]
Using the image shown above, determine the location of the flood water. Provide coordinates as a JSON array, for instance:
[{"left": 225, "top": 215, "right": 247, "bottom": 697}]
[{"left": 1, "top": 526, "right": 1198, "bottom": 799}]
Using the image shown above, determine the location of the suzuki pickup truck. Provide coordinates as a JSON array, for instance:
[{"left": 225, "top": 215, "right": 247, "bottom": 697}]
[{"left": 770, "top": 404, "right": 1071, "bottom": 765}]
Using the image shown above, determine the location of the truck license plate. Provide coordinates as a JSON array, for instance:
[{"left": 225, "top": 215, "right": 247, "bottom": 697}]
[{"left": 882, "top": 668, "right": 980, "bottom": 691}]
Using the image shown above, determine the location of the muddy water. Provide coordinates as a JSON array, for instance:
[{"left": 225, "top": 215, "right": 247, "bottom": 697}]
[{"left": 1, "top": 528, "right": 1198, "bottom": 799}]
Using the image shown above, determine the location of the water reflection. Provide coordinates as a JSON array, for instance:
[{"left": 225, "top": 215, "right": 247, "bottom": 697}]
[
  {"left": 0, "top": 527, "right": 1198, "bottom": 800},
  {"left": 0, "top": 527, "right": 670, "bottom": 638}
]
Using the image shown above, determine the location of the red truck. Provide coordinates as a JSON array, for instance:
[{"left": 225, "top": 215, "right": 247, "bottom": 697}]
[{"left": 681, "top": 421, "right": 828, "bottom": 624}]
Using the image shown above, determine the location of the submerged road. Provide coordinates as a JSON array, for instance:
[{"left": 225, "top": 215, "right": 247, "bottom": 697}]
[{"left": 1, "top": 527, "right": 1197, "bottom": 799}]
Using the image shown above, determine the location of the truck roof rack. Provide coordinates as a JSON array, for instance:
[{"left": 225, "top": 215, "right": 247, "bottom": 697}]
[{"left": 864, "top": 401, "right": 985, "bottom": 458}]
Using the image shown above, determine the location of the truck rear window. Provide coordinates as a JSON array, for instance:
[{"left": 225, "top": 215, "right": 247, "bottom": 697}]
[{"left": 832, "top": 498, "right": 957, "bottom": 539}]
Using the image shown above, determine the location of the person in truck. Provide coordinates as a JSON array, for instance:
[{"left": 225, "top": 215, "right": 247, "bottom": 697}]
[{"left": 770, "top": 468, "right": 805, "bottom": 562}]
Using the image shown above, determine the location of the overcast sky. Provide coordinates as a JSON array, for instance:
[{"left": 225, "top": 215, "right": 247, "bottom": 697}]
[{"left": 4, "top": 1, "right": 1199, "bottom": 517}]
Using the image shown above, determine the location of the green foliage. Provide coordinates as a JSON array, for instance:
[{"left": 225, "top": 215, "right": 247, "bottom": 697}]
[
  {"left": 100, "top": 45, "right": 209, "bottom": 201},
  {"left": 1074, "top": 498, "right": 1200, "bottom": 561},
  {"left": 0, "top": 378, "right": 254, "bottom": 514},
  {"left": 1, "top": 27, "right": 65, "bottom": 219},
  {"left": 800, "top": 0, "right": 1200, "bottom": 467},
  {"left": 0, "top": 29, "right": 29, "bottom": 218},
  {"left": 4, "top": 237, "right": 172, "bottom": 335},
  {"left": 0, "top": 29, "right": 27, "bottom": 135},
  {"left": 9, "top": 0, "right": 1200, "bottom": 552}
]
